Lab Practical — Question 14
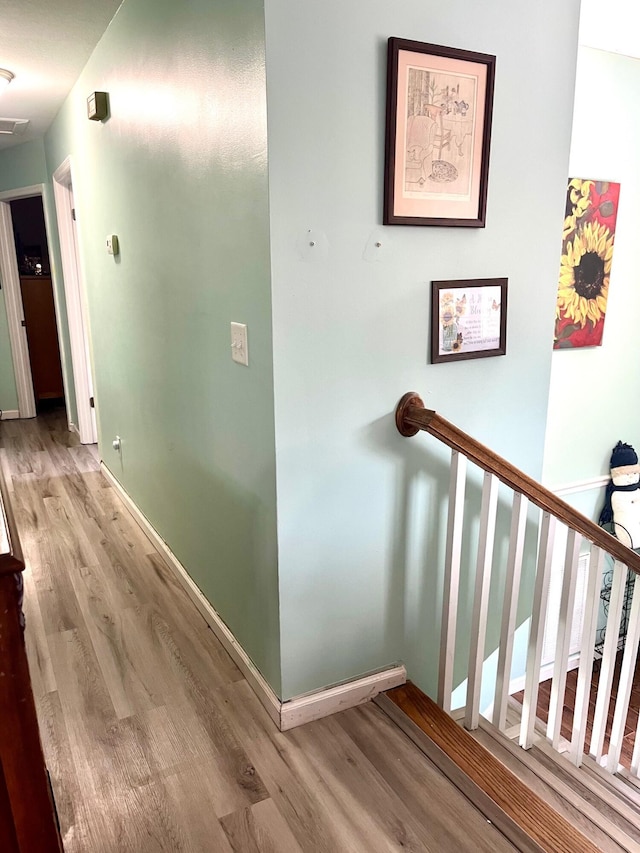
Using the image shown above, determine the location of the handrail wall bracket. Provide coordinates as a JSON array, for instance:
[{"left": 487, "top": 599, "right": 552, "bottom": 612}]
[{"left": 395, "top": 392, "right": 425, "bottom": 437}]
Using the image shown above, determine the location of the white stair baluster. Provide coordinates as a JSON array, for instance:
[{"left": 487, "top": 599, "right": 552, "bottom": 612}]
[
  {"left": 570, "top": 546, "right": 604, "bottom": 766},
  {"left": 630, "top": 626, "right": 640, "bottom": 774},
  {"left": 547, "top": 528, "right": 581, "bottom": 750},
  {"left": 493, "top": 491, "right": 528, "bottom": 731},
  {"left": 438, "top": 450, "right": 467, "bottom": 712},
  {"left": 464, "top": 471, "right": 499, "bottom": 731},
  {"left": 607, "top": 572, "right": 640, "bottom": 773},
  {"left": 590, "top": 560, "right": 628, "bottom": 761},
  {"left": 520, "top": 512, "right": 556, "bottom": 750}
]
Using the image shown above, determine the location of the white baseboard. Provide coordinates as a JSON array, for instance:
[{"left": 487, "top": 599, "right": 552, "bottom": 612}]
[
  {"left": 100, "top": 462, "right": 406, "bottom": 731},
  {"left": 0, "top": 409, "right": 19, "bottom": 420},
  {"left": 280, "top": 665, "right": 406, "bottom": 731},
  {"left": 69, "top": 422, "right": 80, "bottom": 436}
]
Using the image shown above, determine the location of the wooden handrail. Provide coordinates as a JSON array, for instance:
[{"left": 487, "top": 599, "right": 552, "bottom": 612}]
[{"left": 395, "top": 392, "right": 640, "bottom": 576}]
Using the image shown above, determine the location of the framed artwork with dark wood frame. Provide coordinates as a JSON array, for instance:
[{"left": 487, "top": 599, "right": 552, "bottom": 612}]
[
  {"left": 431, "top": 278, "right": 507, "bottom": 364},
  {"left": 384, "top": 37, "right": 496, "bottom": 227}
]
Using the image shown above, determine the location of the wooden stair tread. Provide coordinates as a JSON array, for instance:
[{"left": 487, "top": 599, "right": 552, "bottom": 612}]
[{"left": 384, "top": 683, "right": 601, "bottom": 853}]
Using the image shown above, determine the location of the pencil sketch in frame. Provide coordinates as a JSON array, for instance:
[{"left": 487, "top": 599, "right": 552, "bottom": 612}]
[{"left": 384, "top": 38, "right": 496, "bottom": 227}]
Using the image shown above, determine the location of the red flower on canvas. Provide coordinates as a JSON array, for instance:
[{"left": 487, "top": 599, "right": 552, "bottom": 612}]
[
  {"left": 588, "top": 181, "right": 620, "bottom": 232},
  {"left": 554, "top": 312, "right": 605, "bottom": 349}
]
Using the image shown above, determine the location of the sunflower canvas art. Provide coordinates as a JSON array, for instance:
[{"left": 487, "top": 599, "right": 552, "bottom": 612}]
[{"left": 554, "top": 178, "right": 620, "bottom": 349}]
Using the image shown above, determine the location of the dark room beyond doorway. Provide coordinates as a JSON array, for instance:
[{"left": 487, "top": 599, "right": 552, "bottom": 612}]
[{"left": 10, "top": 196, "right": 65, "bottom": 412}]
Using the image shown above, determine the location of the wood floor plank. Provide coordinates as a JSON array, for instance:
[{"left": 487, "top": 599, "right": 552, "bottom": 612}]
[
  {"left": 36, "top": 691, "right": 91, "bottom": 851},
  {"left": 67, "top": 444, "right": 104, "bottom": 475},
  {"left": 160, "top": 768, "right": 236, "bottom": 852},
  {"left": 230, "top": 679, "right": 514, "bottom": 852},
  {"left": 67, "top": 577, "right": 164, "bottom": 719},
  {"left": 339, "top": 702, "right": 518, "bottom": 852},
  {"left": 44, "top": 494, "right": 97, "bottom": 570},
  {"left": 78, "top": 778, "right": 197, "bottom": 853},
  {"left": 220, "top": 798, "right": 303, "bottom": 853},
  {"left": 21, "top": 567, "right": 56, "bottom": 697},
  {"left": 294, "top": 710, "right": 517, "bottom": 852}
]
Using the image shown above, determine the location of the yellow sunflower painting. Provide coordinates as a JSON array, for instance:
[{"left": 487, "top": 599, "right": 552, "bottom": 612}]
[{"left": 554, "top": 178, "right": 620, "bottom": 349}]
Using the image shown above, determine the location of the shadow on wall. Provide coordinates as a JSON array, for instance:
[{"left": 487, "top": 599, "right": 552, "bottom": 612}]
[{"left": 365, "top": 410, "right": 539, "bottom": 701}]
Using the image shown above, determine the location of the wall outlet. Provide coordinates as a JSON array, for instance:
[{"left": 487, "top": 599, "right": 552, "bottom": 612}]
[{"left": 230, "top": 322, "right": 248, "bottom": 366}]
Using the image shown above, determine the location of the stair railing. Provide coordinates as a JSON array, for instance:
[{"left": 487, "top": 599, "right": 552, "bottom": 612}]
[{"left": 396, "top": 392, "right": 640, "bottom": 773}]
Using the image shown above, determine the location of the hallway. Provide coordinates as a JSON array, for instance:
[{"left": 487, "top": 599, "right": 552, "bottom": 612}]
[{"left": 0, "top": 411, "right": 515, "bottom": 852}]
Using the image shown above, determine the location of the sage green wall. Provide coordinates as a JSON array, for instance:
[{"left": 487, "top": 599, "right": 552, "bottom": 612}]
[
  {"left": 0, "top": 138, "right": 47, "bottom": 191},
  {"left": 0, "top": 138, "right": 77, "bottom": 423},
  {"left": 44, "top": 0, "right": 281, "bottom": 692},
  {"left": 544, "top": 47, "right": 640, "bottom": 504},
  {"left": 0, "top": 299, "right": 17, "bottom": 413},
  {"left": 265, "top": 0, "right": 581, "bottom": 699},
  {"left": 0, "top": 139, "right": 49, "bottom": 412}
]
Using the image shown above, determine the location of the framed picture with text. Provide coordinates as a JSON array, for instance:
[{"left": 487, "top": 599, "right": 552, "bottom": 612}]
[
  {"left": 431, "top": 278, "right": 507, "bottom": 364},
  {"left": 384, "top": 38, "right": 496, "bottom": 227}
]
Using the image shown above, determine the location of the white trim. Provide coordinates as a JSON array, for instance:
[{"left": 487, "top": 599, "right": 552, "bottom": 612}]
[
  {"left": 0, "top": 185, "right": 44, "bottom": 201},
  {"left": 100, "top": 460, "right": 407, "bottom": 731},
  {"left": 280, "top": 666, "right": 407, "bottom": 731},
  {"left": 0, "top": 409, "right": 19, "bottom": 420},
  {"left": 0, "top": 201, "right": 36, "bottom": 418},
  {"left": 508, "top": 652, "right": 580, "bottom": 695},
  {"left": 549, "top": 475, "right": 609, "bottom": 497},
  {"left": 41, "top": 184, "right": 74, "bottom": 430},
  {"left": 52, "top": 157, "right": 97, "bottom": 445},
  {"left": 69, "top": 422, "right": 80, "bottom": 437}
]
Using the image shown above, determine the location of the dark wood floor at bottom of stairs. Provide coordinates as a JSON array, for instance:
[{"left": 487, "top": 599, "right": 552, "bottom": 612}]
[
  {"left": 1, "top": 410, "right": 517, "bottom": 852},
  {"left": 514, "top": 655, "right": 640, "bottom": 771}
]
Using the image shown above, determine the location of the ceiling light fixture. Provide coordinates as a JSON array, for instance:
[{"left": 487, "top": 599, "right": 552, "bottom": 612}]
[{"left": 0, "top": 70, "right": 15, "bottom": 90}]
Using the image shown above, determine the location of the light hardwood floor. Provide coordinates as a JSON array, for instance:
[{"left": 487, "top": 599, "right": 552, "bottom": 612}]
[{"left": 0, "top": 410, "right": 517, "bottom": 852}]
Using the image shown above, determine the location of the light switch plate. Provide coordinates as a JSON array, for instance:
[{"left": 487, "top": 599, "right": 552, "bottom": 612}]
[{"left": 230, "top": 322, "right": 248, "bottom": 366}]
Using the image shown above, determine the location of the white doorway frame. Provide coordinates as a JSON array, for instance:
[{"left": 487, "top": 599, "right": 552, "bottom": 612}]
[
  {"left": 52, "top": 157, "right": 97, "bottom": 445},
  {"left": 0, "top": 184, "right": 43, "bottom": 419}
]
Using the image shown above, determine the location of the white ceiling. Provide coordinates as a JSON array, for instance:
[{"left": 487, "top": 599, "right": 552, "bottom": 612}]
[
  {"left": 0, "top": 0, "right": 122, "bottom": 150},
  {"left": 579, "top": 0, "right": 640, "bottom": 59},
  {"left": 0, "top": 0, "right": 636, "bottom": 154}
]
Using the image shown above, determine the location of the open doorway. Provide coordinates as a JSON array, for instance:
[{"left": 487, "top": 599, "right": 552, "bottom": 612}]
[
  {"left": 0, "top": 177, "right": 97, "bottom": 445},
  {"left": 10, "top": 196, "right": 65, "bottom": 413}
]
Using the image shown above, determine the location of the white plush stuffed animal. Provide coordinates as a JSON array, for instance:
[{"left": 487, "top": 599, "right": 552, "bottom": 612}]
[{"left": 600, "top": 441, "right": 640, "bottom": 550}]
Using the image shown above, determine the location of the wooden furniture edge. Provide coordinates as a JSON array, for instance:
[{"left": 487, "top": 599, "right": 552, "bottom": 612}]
[
  {"left": 0, "top": 468, "right": 24, "bottom": 575},
  {"left": 378, "top": 683, "right": 600, "bottom": 853},
  {"left": 0, "top": 466, "right": 62, "bottom": 851}
]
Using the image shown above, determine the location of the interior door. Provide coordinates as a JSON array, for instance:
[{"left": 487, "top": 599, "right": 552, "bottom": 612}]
[{"left": 19, "top": 275, "right": 64, "bottom": 402}]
